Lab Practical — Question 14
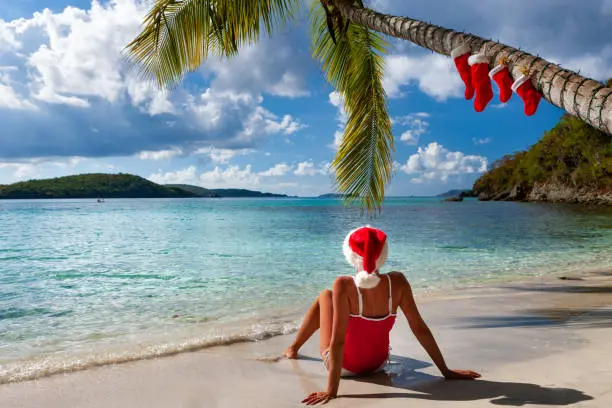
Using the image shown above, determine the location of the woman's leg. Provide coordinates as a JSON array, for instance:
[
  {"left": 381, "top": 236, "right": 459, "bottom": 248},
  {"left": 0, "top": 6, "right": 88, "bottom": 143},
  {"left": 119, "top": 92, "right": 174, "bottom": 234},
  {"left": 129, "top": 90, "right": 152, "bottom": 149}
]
[{"left": 284, "top": 289, "right": 333, "bottom": 359}]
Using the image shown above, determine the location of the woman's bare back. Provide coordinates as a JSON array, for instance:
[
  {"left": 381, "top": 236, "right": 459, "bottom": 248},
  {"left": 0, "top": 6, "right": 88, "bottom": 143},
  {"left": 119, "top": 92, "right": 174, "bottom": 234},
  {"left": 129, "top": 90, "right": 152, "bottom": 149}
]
[{"left": 338, "top": 271, "right": 405, "bottom": 318}]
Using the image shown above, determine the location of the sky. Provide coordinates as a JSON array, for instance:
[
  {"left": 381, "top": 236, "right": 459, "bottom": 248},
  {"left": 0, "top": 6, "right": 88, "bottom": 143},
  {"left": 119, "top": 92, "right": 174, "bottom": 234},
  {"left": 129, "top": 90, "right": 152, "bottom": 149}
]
[{"left": 0, "top": 0, "right": 611, "bottom": 197}]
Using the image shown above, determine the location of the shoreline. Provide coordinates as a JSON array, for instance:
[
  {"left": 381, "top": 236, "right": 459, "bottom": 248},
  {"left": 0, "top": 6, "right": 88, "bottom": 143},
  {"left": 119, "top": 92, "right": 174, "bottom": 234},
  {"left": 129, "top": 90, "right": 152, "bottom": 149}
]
[
  {"left": 1, "top": 267, "right": 611, "bottom": 406},
  {"left": 2, "top": 266, "right": 612, "bottom": 391}
]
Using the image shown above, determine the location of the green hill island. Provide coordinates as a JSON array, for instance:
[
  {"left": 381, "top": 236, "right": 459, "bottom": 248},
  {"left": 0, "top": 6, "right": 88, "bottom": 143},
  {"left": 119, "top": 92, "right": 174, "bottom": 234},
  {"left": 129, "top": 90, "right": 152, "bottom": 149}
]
[{"left": 0, "top": 174, "right": 291, "bottom": 199}]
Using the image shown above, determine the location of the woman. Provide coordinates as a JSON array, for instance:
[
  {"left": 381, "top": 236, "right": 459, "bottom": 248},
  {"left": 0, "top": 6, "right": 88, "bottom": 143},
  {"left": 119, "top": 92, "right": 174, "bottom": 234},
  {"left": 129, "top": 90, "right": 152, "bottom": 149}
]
[{"left": 284, "top": 226, "right": 481, "bottom": 405}]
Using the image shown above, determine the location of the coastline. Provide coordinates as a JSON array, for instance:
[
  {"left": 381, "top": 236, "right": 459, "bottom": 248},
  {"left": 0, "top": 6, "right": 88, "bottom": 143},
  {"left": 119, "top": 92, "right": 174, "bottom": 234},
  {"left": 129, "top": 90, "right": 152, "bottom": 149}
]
[
  {"left": 1, "top": 269, "right": 611, "bottom": 407},
  {"left": 2, "top": 262, "right": 611, "bottom": 386}
]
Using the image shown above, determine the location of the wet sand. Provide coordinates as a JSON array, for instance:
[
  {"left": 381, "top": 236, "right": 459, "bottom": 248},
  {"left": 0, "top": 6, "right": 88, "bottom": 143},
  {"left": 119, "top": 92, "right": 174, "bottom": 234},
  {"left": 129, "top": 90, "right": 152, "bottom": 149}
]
[{"left": 1, "top": 271, "right": 611, "bottom": 407}]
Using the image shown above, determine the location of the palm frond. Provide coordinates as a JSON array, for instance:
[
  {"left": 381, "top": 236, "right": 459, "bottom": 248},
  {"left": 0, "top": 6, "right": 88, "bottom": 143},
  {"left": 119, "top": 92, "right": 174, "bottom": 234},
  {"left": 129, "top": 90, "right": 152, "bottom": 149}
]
[
  {"left": 125, "top": 0, "right": 300, "bottom": 88},
  {"left": 311, "top": 2, "right": 393, "bottom": 214}
]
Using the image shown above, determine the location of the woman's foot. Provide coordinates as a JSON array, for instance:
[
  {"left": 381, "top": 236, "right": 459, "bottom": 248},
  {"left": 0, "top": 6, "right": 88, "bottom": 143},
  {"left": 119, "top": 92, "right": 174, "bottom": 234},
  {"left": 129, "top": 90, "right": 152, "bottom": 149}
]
[{"left": 284, "top": 345, "right": 298, "bottom": 359}]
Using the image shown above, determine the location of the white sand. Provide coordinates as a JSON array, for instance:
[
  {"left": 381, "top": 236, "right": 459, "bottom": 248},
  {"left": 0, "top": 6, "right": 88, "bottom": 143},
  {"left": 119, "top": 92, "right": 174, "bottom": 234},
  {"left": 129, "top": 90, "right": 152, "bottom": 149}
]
[{"left": 1, "top": 272, "right": 611, "bottom": 407}]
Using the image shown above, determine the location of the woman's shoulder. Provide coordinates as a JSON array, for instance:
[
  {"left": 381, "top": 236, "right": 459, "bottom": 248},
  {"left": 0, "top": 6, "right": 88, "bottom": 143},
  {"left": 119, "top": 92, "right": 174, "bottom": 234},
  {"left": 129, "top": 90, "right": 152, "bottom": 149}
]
[
  {"left": 387, "top": 271, "right": 411, "bottom": 287},
  {"left": 332, "top": 275, "right": 355, "bottom": 287}
]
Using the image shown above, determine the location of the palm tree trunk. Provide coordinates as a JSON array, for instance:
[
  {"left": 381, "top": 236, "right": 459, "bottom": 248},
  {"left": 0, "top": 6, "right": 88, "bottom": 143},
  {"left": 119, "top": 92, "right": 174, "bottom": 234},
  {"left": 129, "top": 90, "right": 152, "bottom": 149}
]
[{"left": 334, "top": 1, "right": 612, "bottom": 135}]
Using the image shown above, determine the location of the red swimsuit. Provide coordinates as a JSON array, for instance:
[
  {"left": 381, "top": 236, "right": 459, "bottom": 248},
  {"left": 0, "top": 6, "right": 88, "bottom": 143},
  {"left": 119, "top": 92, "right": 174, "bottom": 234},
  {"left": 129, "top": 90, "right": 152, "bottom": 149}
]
[{"left": 341, "top": 274, "right": 396, "bottom": 375}]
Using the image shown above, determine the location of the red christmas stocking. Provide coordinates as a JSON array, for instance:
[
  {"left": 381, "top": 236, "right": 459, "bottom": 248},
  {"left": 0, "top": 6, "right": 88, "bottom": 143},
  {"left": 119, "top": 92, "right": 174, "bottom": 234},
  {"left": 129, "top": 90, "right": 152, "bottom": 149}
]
[
  {"left": 512, "top": 74, "right": 542, "bottom": 116},
  {"left": 451, "top": 44, "right": 474, "bottom": 100},
  {"left": 468, "top": 53, "right": 493, "bottom": 112},
  {"left": 489, "top": 59, "right": 513, "bottom": 103}
]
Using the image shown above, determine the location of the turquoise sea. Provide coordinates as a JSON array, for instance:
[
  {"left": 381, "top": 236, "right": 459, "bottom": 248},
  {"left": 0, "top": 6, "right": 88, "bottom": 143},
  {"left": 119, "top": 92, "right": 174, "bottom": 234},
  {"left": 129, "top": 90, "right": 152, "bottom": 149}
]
[{"left": 2, "top": 197, "right": 612, "bottom": 383}]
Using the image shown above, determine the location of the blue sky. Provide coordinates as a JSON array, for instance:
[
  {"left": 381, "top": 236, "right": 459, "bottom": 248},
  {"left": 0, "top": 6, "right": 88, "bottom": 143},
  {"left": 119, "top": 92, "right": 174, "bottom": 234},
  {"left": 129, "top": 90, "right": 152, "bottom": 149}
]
[{"left": 0, "top": 0, "right": 611, "bottom": 197}]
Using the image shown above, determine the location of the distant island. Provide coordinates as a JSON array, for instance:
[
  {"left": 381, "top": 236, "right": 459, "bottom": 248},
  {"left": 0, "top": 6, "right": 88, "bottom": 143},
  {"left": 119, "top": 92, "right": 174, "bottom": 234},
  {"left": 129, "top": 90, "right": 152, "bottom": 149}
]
[
  {"left": 207, "top": 188, "right": 293, "bottom": 198},
  {"left": 166, "top": 184, "right": 293, "bottom": 198},
  {"left": 0, "top": 174, "right": 293, "bottom": 200},
  {"left": 165, "top": 184, "right": 220, "bottom": 197},
  {"left": 436, "top": 189, "right": 476, "bottom": 198},
  {"left": 0, "top": 174, "right": 196, "bottom": 199}
]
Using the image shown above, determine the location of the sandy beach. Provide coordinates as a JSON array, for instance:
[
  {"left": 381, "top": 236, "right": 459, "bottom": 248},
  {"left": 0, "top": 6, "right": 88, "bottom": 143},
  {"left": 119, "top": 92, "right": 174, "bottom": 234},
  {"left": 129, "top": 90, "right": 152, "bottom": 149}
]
[{"left": 1, "top": 270, "right": 611, "bottom": 408}]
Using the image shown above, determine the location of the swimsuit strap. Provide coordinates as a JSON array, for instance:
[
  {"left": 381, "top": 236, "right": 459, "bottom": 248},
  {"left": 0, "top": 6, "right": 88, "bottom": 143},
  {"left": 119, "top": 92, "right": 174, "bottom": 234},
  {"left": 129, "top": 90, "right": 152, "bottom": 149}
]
[
  {"left": 354, "top": 274, "right": 392, "bottom": 316},
  {"left": 355, "top": 279, "right": 363, "bottom": 316},
  {"left": 386, "top": 274, "right": 392, "bottom": 314}
]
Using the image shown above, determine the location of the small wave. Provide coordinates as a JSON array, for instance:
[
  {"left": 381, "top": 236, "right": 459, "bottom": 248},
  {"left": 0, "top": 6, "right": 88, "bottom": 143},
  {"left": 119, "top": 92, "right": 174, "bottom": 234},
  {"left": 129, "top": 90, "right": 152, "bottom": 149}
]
[
  {"left": 51, "top": 272, "right": 175, "bottom": 281},
  {"left": 438, "top": 245, "right": 471, "bottom": 251},
  {"left": 0, "top": 321, "right": 299, "bottom": 385},
  {"left": 0, "top": 256, "right": 70, "bottom": 261},
  {"left": 0, "top": 307, "right": 51, "bottom": 321},
  {"left": 0, "top": 307, "right": 73, "bottom": 321}
]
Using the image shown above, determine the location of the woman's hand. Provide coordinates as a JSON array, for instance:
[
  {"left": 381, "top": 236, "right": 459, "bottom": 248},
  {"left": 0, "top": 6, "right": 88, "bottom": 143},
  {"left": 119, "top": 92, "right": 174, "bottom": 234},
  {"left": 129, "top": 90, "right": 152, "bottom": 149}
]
[
  {"left": 442, "top": 368, "right": 481, "bottom": 380},
  {"left": 302, "top": 391, "right": 335, "bottom": 405}
]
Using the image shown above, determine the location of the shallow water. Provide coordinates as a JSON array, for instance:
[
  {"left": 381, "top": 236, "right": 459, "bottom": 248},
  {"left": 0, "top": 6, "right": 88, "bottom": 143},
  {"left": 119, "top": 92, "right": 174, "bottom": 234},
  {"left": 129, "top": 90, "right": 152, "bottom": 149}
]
[{"left": 1, "top": 197, "right": 612, "bottom": 383}]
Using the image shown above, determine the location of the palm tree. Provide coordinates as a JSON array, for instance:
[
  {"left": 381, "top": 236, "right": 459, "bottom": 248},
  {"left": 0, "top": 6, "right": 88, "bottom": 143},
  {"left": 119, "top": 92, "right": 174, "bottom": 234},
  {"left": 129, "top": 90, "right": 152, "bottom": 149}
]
[{"left": 125, "top": 0, "right": 612, "bottom": 213}]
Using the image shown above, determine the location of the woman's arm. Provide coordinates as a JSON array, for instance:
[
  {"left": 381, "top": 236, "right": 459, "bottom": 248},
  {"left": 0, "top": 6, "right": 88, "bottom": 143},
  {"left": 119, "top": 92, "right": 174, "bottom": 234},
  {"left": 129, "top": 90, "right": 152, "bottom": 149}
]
[
  {"left": 327, "top": 278, "right": 350, "bottom": 394},
  {"left": 302, "top": 278, "right": 350, "bottom": 405},
  {"left": 396, "top": 272, "right": 480, "bottom": 380}
]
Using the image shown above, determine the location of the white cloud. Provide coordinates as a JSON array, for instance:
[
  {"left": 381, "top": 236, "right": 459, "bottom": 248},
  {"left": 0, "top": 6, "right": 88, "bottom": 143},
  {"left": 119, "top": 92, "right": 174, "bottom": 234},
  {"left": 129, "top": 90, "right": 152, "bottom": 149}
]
[
  {"left": 331, "top": 130, "right": 343, "bottom": 150},
  {"left": 0, "top": 67, "right": 37, "bottom": 110},
  {"left": 147, "top": 162, "right": 331, "bottom": 194},
  {"left": 0, "top": 162, "right": 39, "bottom": 180},
  {"left": 0, "top": 156, "right": 83, "bottom": 182},
  {"left": 199, "top": 165, "right": 260, "bottom": 188},
  {"left": 392, "top": 112, "right": 430, "bottom": 125},
  {"left": 0, "top": 83, "right": 37, "bottom": 110},
  {"left": 490, "top": 103, "right": 508, "bottom": 109},
  {"left": 148, "top": 166, "right": 198, "bottom": 185},
  {"left": 395, "top": 114, "right": 429, "bottom": 145},
  {"left": 0, "top": 0, "right": 308, "bottom": 160},
  {"left": 262, "top": 113, "right": 306, "bottom": 136},
  {"left": 399, "top": 130, "right": 420, "bottom": 145},
  {"left": 21, "top": 2, "right": 145, "bottom": 106},
  {"left": 137, "top": 148, "right": 183, "bottom": 161},
  {"left": 138, "top": 146, "right": 259, "bottom": 164},
  {"left": 294, "top": 161, "right": 328, "bottom": 176},
  {"left": 200, "top": 35, "right": 311, "bottom": 98},
  {"left": 400, "top": 142, "right": 488, "bottom": 183},
  {"left": 193, "top": 147, "right": 255, "bottom": 164},
  {"left": 384, "top": 54, "right": 462, "bottom": 101},
  {"left": 472, "top": 137, "right": 492, "bottom": 145},
  {"left": 260, "top": 163, "right": 293, "bottom": 177},
  {"left": 328, "top": 91, "right": 347, "bottom": 149},
  {"left": 185, "top": 91, "right": 305, "bottom": 144},
  {"left": 560, "top": 45, "right": 612, "bottom": 81},
  {"left": 329, "top": 91, "right": 347, "bottom": 125}
]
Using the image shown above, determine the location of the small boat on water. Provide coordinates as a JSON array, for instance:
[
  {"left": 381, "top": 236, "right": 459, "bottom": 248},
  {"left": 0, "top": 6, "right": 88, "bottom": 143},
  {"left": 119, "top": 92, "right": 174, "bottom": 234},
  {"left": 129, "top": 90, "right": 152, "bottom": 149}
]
[{"left": 97, "top": 199, "right": 105, "bottom": 203}]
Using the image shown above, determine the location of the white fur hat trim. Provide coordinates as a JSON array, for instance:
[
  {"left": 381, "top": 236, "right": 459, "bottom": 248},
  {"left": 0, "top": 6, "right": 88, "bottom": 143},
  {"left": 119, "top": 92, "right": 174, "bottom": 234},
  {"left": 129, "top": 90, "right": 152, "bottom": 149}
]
[{"left": 355, "top": 271, "right": 382, "bottom": 289}]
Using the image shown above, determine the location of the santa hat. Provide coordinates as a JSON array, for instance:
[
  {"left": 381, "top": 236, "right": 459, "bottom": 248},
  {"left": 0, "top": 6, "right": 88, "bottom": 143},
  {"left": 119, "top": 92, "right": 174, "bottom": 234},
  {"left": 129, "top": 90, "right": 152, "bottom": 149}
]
[{"left": 342, "top": 226, "right": 389, "bottom": 289}]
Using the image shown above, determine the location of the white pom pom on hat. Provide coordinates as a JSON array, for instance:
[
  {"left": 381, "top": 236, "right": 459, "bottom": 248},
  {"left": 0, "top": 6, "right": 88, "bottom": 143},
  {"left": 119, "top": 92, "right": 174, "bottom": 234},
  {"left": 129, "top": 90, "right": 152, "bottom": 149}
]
[{"left": 343, "top": 225, "right": 389, "bottom": 289}]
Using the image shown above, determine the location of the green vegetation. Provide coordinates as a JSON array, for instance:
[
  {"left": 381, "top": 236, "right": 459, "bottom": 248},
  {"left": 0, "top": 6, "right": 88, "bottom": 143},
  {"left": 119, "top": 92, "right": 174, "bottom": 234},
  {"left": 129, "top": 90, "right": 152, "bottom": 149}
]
[
  {"left": 208, "top": 189, "right": 291, "bottom": 198},
  {"left": 166, "top": 184, "right": 220, "bottom": 197},
  {"left": 0, "top": 175, "right": 295, "bottom": 199},
  {"left": 0, "top": 174, "right": 196, "bottom": 199},
  {"left": 168, "top": 185, "right": 291, "bottom": 198},
  {"left": 436, "top": 189, "right": 476, "bottom": 198},
  {"left": 474, "top": 80, "right": 612, "bottom": 202}
]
